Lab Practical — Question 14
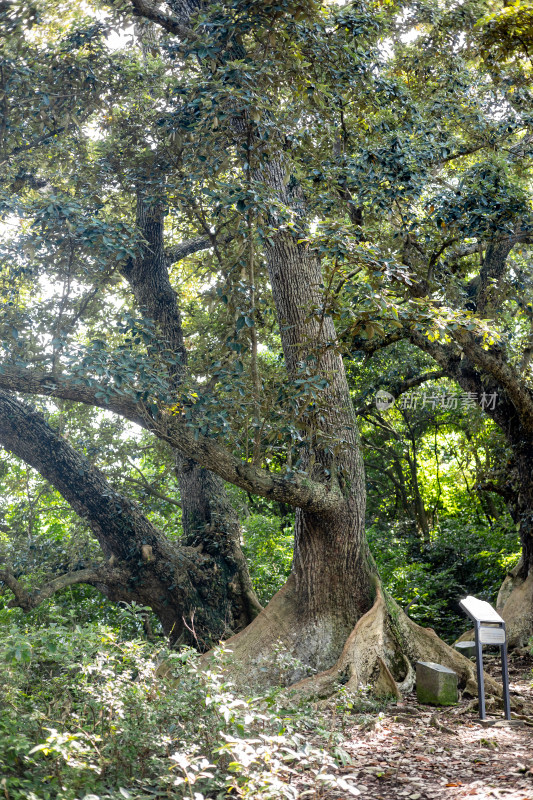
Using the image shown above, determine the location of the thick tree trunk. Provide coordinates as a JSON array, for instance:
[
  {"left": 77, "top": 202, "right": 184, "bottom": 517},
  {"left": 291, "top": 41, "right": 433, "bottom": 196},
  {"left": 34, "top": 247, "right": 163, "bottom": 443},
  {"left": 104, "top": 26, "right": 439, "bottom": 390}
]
[
  {"left": 126, "top": 0, "right": 533, "bottom": 676},
  {"left": 217, "top": 159, "right": 376, "bottom": 676},
  {"left": 1, "top": 0, "right": 493, "bottom": 702},
  {"left": 0, "top": 390, "right": 256, "bottom": 648},
  {"left": 175, "top": 453, "right": 261, "bottom": 628},
  {"left": 118, "top": 13, "right": 372, "bottom": 674},
  {"left": 120, "top": 184, "right": 260, "bottom": 635}
]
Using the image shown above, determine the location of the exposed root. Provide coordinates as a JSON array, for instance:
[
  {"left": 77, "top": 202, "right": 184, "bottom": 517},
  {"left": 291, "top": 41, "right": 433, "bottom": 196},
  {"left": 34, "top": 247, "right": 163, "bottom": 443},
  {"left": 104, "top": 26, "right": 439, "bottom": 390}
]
[
  {"left": 511, "top": 712, "right": 533, "bottom": 727},
  {"left": 392, "top": 604, "right": 487, "bottom": 698},
  {"left": 396, "top": 653, "right": 416, "bottom": 694},
  {"left": 375, "top": 656, "right": 402, "bottom": 700},
  {"left": 210, "top": 574, "right": 358, "bottom": 684},
  {"left": 205, "top": 576, "right": 522, "bottom": 716},
  {"left": 430, "top": 713, "right": 456, "bottom": 734},
  {"left": 499, "top": 571, "right": 533, "bottom": 648},
  {"left": 455, "top": 699, "right": 478, "bottom": 716},
  {"left": 497, "top": 560, "right": 523, "bottom": 611},
  {"left": 286, "top": 577, "right": 389, "bottom": 699},
  {"left": 284, "top": 585, "right": 488, "bottom": 702}
]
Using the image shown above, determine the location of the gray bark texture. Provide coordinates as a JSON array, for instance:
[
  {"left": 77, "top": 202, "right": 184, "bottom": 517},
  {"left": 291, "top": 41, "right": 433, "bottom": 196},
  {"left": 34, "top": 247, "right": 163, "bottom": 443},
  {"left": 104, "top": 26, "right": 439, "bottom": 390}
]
[
  {"left": 0, "top": 0, "right": 376, "bottom": 673},
  {"left": 121, "top": 181, "right": 261, "bottom": 632},
  {"left": 0, "top": 389, "right": 256, "bottom": 647},
  {"left": 263, "top": 201, "right": 373, "bottom": 658}
]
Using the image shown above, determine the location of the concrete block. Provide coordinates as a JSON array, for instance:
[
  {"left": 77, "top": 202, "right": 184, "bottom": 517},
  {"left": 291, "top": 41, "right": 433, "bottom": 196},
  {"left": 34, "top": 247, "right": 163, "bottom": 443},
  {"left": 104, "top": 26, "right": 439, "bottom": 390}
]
[
  {"left": 455, "top": 641, "right": 476, "bottom": 659},
  {"left": 416, "top": 661, "right": 458, "bottom": 706}
]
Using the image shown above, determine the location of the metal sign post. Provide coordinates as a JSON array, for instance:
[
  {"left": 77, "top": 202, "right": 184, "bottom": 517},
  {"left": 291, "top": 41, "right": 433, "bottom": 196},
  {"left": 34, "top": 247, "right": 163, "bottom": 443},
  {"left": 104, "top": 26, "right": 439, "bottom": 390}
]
[{"left": 459, "top": 595, "right": 511, "bottom": 721}]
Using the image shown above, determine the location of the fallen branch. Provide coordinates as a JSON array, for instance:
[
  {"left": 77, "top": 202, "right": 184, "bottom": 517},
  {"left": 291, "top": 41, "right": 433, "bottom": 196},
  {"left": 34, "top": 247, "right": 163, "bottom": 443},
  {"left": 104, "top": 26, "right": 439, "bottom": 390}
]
[{"left": 429, "top": 713, "right": 456, "bottom": 735}]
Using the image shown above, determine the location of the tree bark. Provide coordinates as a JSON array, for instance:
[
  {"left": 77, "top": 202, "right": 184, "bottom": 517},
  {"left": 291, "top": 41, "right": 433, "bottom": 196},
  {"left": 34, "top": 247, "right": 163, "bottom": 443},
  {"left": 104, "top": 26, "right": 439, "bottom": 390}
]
[
  {"left": 124, "top": 0, "right": 378, "bottom": 675},
  {"left": 0, "top": 390, "right": 255, "bottom": 647},
  {"left": 0, "top": 0, "right": 485, "bottom": 700},
  {"left": 210, "top": 152, "right": 376, "bottom": 675},
  {"left": 122, "top": 182, "right": 261, "bottom": 631}
]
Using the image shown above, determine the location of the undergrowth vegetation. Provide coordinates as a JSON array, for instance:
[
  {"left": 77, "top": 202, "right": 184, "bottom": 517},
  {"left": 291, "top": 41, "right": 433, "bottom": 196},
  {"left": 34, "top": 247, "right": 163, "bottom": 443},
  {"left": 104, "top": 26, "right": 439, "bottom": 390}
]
[
  {"left": 242, "top": 514, "right": 294, "bottom": 605},
  {"left": 0, "top": 604, "right": 381, "bottom": 800}
]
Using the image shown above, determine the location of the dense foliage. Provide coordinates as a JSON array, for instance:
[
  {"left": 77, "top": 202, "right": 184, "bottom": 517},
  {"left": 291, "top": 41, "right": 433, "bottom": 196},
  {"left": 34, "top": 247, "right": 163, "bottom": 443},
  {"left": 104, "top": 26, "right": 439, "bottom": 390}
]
[{"left": 0, "top": 601, "right": 385, "bottom": 800}]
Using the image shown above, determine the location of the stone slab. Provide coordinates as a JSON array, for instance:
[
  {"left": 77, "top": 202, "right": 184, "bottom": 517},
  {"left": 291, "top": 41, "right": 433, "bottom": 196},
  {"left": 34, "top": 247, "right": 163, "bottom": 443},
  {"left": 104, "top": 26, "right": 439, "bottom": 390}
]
[
  {"left": 455, "top": 641, "right": 476, "bottom": 659},
  {"left": 479, "top": 719, "right": 524, "bottom": 728},
  {"left": 416, "top": 661, "right": 458, "bottom": 707}
]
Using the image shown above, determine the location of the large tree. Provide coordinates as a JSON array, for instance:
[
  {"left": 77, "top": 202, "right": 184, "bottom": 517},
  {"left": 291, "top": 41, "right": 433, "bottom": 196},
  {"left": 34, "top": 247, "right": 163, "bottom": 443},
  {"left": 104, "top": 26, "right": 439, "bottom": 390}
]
[{"left": 0, "top": 0, "right": 497, "bottom": 694}]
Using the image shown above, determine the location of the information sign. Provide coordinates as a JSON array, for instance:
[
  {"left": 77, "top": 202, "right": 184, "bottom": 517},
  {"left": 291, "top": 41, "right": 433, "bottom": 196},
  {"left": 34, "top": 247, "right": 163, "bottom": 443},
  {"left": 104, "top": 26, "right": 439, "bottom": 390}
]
[{"left": 459, "top": 595, "right": 511, "bottom": 721}]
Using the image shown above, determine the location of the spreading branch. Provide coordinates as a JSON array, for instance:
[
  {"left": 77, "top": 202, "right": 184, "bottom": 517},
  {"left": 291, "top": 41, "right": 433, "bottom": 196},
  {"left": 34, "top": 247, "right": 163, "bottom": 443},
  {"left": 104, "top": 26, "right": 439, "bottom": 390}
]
[
  {"left": 0, "top": 563, "right": 129, "bottom": 612},
  {"left": 128, "top": 0, "right": 196, "bottom": 38},
  {"left": 165, "top": 236, "right": 213, "bottom": 264},
  {"left": 165, "top": 233, "right": 233, "bottom": 265},
  {"left": 0, "top": 366, "right": 146, "bottom": 425},
  {"left": 475, "top": 230, "right": 532, "bottom": 313},
  {"left": 478, "top": 481, "right": 516, "bottom": 503},
  {"left": 350, "top": 330, "right": 407, "bottom": 356},
  {"left": 450, "top": 327, "right": 533, "bottom": 432},
  {"left": 407, "top": 328, "right": 525, "bottom": 438},
  {"left": 354, "top": 370, "right": 447, "bottom": 416},
  {"left": 0, "top": 374, "right": 343, "bottom": 514},
  {"left": 0, "top": 389, "right": 182, "bottom": 564}
]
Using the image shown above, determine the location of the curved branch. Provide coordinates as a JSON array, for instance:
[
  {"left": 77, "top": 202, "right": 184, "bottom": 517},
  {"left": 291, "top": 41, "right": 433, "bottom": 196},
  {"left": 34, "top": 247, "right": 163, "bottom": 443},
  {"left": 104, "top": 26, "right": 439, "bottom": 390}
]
[
  {"left": 165, "top": 233, "right": 232, "bottom": 265},
  {"left": 0, "top": 563, "right": 130, "bottom": 612},
  {"left": 165, "top": 235, "right": 213, "bottom": 264},
  {"left": 155, "top": 414, "right": 344, "bottom": 513},
  {"left": 0, "top": 389, "right": 178, "bottom": 563},
  {"left": 450, "top": 327, "right": 533, "bottom": 432},
  {"left": 0, "top": 372, "right": 342, "bottom": 513},
  {"left": 395, "top": 369, "right": 447, "bottom": 394},
  {"left": 350, "top": 330, "right": 407, "bottom": 356},
  {"left": 407, "top": 328, "right": 525, "bottom": 438},
  {"left": 129, "top": 0, "right": 195, "bottom": 38},
  {"left": 478, "top": 481, "right": 516, "bottom": 503},
  {"left": 472, "top": 230, "right": 532, "bottom": 313},
  {"left": 353, "top": 370, "right": 447, "bottom": 416},
  {"left": 0, "top": 366, "right": 146, "bottom": 423}
]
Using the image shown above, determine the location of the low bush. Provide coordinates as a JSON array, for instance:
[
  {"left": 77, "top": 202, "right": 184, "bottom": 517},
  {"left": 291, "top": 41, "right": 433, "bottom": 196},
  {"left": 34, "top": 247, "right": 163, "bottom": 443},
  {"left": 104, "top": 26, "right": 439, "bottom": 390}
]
[
  {"left": 0, "top": 605, "right": 379, "bottom": 800},
  {"left": 242, "top": 514, "right": 293, "bottom": 605},
  {"left": 368, "top": 516, "right": 520, "bottom": 641}
]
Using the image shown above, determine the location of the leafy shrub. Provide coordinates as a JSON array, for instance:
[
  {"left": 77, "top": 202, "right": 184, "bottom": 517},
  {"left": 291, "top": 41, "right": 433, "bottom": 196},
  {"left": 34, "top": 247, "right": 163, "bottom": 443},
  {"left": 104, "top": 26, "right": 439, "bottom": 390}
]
[
  {"left": 0, "top": 608, "right": 376, "bottom": 800},
  {"left": 0, "top": 587, "right": 161, "bottom": 640},
  {"left": 242, "top": 514, "right": 293, "bottom": 604},
  {"left": 368, "top": 516, "right": 520, "bottom": 641}
]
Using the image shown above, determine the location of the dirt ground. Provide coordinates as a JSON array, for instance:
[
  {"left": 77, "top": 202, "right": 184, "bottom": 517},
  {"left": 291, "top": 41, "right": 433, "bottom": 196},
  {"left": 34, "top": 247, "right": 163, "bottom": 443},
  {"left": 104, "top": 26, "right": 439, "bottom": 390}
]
[{"left": 321, "top": 650, "right": 533, "bottom": 800}]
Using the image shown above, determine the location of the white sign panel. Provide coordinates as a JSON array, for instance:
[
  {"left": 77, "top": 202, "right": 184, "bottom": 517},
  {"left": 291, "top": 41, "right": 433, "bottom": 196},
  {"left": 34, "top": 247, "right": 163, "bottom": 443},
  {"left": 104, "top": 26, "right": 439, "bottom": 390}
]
[{"left": 459, "top": 595, "right": 504, "bottom": 624}]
